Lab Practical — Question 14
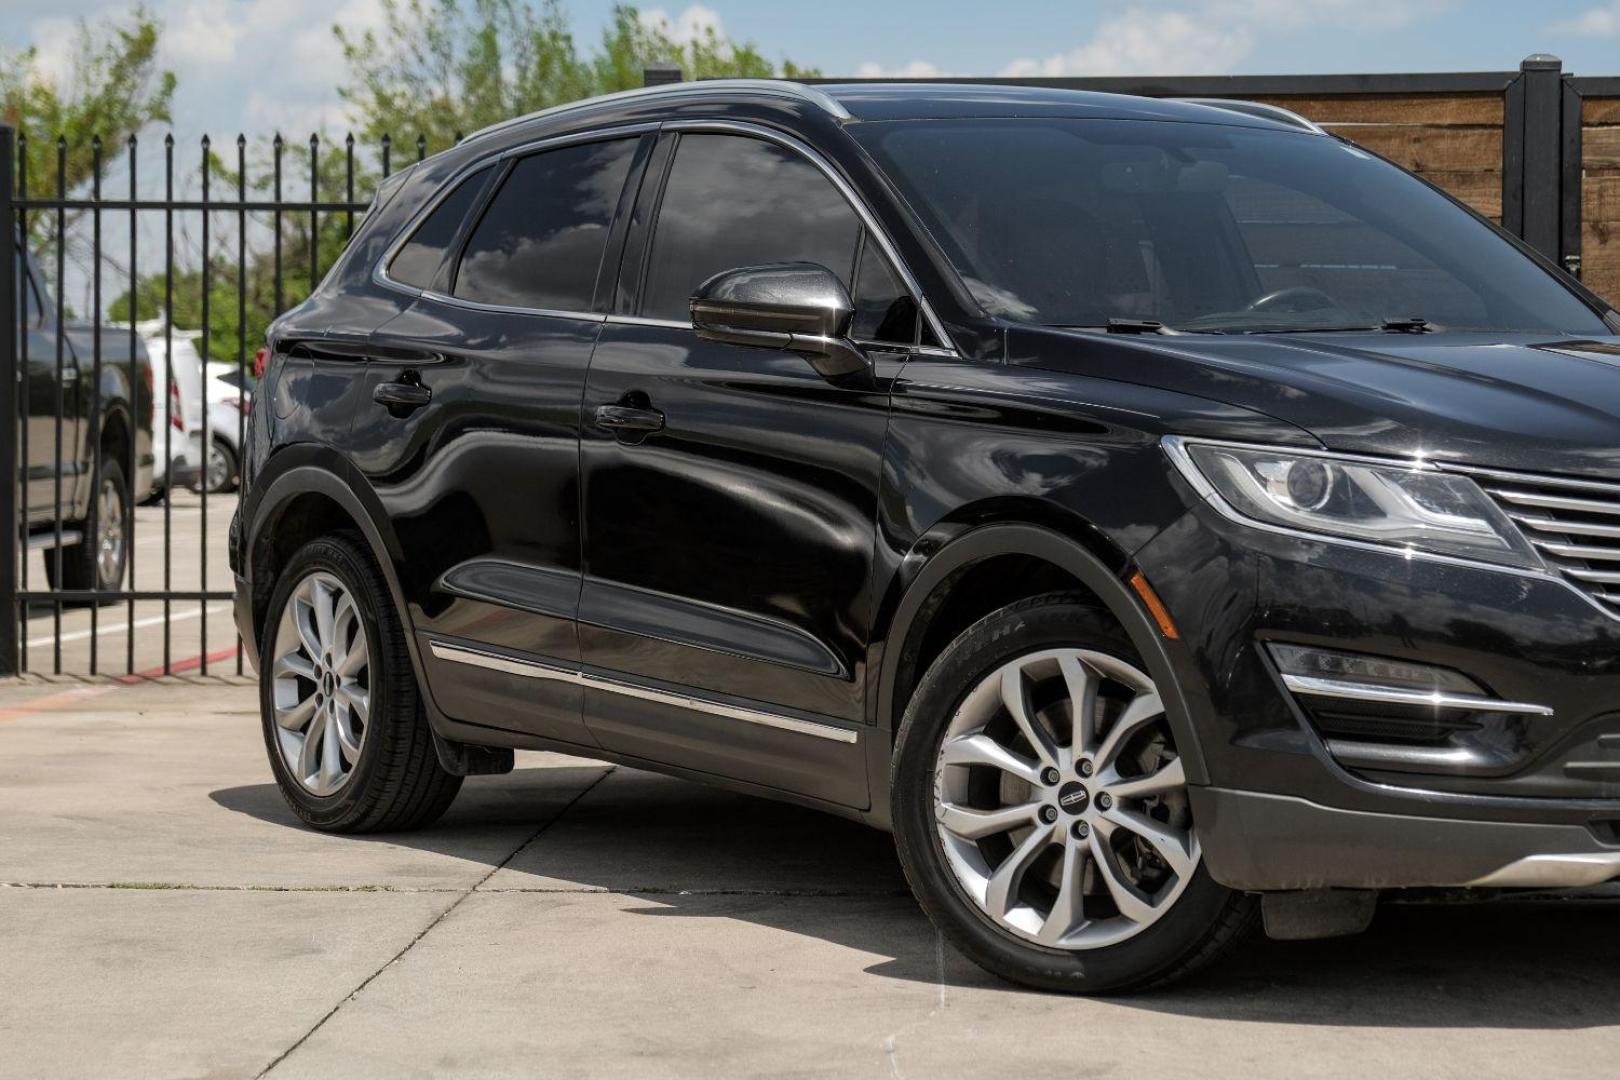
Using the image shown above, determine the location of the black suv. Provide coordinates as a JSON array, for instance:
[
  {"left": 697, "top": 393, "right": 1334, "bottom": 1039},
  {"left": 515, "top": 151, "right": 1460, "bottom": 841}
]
[{"left": 234, "top": 81, "right": 1620, "bottom": 992}]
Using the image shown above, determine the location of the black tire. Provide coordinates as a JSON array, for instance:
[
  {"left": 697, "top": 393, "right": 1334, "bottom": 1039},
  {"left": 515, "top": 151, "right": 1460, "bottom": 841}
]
[
  {"left": 44, "top": 457, "right": 127, "bottom": 599},
  {"left": 259, "top": 533, "right": 462, "bottom": 833},
  {"left": 891, "top": 592, "right": 1256, "bottom": 993}
]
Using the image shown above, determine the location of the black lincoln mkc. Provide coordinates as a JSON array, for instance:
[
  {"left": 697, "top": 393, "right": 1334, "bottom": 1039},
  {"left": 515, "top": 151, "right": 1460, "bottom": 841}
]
[{"left": 232, "top": 79, "right": 1620, "bottom": 992}]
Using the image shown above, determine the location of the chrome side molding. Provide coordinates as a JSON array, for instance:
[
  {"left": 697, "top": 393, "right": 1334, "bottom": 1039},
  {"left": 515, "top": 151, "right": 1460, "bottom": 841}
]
[
  {"left": 1280, "top": 673, "right": 1554, "bottom": 716},
  {"left": 427, "top": 640, "right": 860, "bottom": 744}
]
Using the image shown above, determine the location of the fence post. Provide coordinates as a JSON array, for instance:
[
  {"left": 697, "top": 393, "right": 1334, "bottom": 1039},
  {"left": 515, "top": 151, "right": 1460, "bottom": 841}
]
[
  {"left": 1507, "top": 54, "right": 1565, "bottom": 261},
  {"left": 0, "top": 126, "right": 19, "bottom": 676},
  {"left": 644, "top": 64, "right": 683, "bottom": 87},
  {"left": 1561, "top": 76, "right": 1584, "bottom": 279}
]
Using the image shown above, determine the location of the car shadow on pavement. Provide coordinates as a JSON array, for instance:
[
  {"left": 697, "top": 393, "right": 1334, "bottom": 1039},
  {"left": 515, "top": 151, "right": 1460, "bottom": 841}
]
[{"left": 212, "top": 765, "right": 1620, "bottom": 1029}]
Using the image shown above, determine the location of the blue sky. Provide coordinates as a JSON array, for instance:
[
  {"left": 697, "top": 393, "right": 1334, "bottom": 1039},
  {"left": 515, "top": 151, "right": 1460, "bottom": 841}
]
[{"left": 7, "top": 0, "right": 1620, "bottom": 139}]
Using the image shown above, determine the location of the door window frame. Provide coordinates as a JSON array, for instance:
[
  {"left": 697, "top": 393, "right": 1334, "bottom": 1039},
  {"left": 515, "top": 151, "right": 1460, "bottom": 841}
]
[
  {"left": 373, "top": 122, "right": 659, "bottom": 323},
  {"left": 612, "top": 120, "right": 958, "bottom": 357}
]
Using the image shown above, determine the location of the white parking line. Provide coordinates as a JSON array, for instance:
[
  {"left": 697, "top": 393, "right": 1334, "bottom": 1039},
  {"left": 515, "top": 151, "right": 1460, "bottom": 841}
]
[{"left": 25, "top": 602, "right": 233, "bottom": 648}]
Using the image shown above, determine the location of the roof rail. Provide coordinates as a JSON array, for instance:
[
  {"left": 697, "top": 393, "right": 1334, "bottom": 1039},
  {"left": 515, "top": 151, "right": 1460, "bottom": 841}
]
[
  {"left": 462, "top": 79, "right": 853, "bottom": 146},
  {"left": 1176, "top": 98, "right": 1329, "bottom": 136}
]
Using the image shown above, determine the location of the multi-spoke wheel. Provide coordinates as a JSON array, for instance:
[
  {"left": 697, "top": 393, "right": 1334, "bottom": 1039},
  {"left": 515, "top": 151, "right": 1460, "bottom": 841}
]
[
  {"left": 270, "top": 572, "right": 370, "bottom": 797},
  {"left": 935, "top": 647, "right": 1197, "bottom": 949},
  {"left": 894, "top": 593, "right": 1255, "bottom": 993},
  {"left": 258, "top": 534, "right": 462, "bottom": 832}
]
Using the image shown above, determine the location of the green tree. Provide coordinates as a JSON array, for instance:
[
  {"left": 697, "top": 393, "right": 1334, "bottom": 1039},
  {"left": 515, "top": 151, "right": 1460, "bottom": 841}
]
[
  {"left": 111, "top": 137, "right": 372, "bottom": 363},
  {"left": 337, "top": 0, "right": 816, "bottom": 152},
  {"left": 1, "top": 6, "right": 176, "bottom": 250}
]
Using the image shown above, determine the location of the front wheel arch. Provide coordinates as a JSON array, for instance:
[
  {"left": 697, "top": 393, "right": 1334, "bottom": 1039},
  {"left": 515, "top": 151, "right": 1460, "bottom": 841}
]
[{"left": 867, "top": 524, "right": 1209, "bottom": 827}]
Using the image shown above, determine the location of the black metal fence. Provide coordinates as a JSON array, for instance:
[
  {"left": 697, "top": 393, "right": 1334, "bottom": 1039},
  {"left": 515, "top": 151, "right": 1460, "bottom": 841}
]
[{"left": 0, "top": 128, "right": 400, "bottom": 677}]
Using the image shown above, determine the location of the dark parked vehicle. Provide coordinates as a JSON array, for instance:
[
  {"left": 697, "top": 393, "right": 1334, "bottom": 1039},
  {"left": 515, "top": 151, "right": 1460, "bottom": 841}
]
[
  {"left": 234, "top": 81, "right": 1620, "bottom": 992},
  {"left": 16, "top": 241, "right": 155, "bottom": 592}
]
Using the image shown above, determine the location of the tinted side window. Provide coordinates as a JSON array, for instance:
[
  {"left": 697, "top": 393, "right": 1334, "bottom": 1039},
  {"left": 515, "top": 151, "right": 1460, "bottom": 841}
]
[
  {"left": 454, "top": 138, "right": 638, "bottom": 311},
  {"left": 851, "top": 234, "right": 918, "bottom": 343},
  {"left": 641, "top": 134, "right": 862, "bottom": 321},
  {"left": 388, "top": 167, "right": 491, "bottom": 291}
]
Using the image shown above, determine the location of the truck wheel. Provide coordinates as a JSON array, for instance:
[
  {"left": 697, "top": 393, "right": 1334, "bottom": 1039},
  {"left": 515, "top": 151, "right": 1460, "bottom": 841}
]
[
  {"left": 260, "top": 533, "right": 462, "bottom": 832},
  {"left": 45, "top": 458, "right": 128, "bottom": 598},
  {"left": 891, "top": 593, "right": 1255, "bottom": 993}
]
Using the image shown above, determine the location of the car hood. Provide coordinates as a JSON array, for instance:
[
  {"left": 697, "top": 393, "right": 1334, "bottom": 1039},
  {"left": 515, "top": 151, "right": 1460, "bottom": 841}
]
[{"left": 1012, "top": 327, "right": 1620, "bottom": 479}]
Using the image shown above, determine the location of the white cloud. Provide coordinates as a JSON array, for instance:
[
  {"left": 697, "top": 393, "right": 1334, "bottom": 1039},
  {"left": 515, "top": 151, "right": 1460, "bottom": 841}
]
[
  {"left": 1548, "top": 1, "right": 1620, "bottom": 36},
  {"left": 861, "top": 0, "right": 1457, "bottom": 83},
  {"left": 855, "top": 60, "right": 945, "bottom": 78},
  {"left": 1208, "top": 0, "right": 1457, "bottom": 29},
  {"left": 1001, "top": 9, "right": 1253, "bottom": 78},
  {"left": 164, "top": 0, "right": 250, "bottom": 67},
  {"left": 639, "top": 4, "right": 725, "bottom": 45}
]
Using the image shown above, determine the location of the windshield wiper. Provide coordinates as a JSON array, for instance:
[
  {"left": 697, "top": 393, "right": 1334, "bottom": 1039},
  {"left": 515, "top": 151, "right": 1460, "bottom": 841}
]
[
  {"left": 1381, "top": 316, "right": 1434, "bottom": 333},
  {"left": 1106, "top": 318, "right": 1175, "bottom": 335}
]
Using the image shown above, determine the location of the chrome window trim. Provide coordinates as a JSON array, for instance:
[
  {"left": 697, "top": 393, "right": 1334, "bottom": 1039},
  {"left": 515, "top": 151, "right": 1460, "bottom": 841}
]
[
  {"left": 373, "top": 122, "right": 659, "bottom": 317},
  {"left": 1160, "top": 435, "right": 1620, "bottom": 623},
  {"left": 1280, "top": 673, "right": 1553, "bottom": 716},
  {"left": 427, "top": 640, "right": 861, "bottom": 744},
  {"left": 655, "top": 118, "right": 958, "bottom": 357},
  {"left": 602, "top": 314, "right": 958, "bottom": 358}
]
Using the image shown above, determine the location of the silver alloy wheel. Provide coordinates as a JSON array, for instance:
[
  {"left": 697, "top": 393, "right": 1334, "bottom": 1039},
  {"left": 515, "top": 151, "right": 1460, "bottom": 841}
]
[
  {"left": 933, "top": 647, "right": 1199, "bottom": 950},
  {"left": 95, "top": 476, "right": 125, "bottom": 587},
  {"left": 269, "top": 571, "right": 371, "bottom": 796}
]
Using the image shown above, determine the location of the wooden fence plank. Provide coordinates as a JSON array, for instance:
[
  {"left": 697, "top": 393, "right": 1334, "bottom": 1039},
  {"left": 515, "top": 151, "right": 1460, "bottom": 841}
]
[
  {"left": 1582, "top": 171, "right": 1620, "bottom": 302},
  {"left": 1337, "top": 126, "right": 1504, "bottom": 174},
  {"left": 1582, "top": 96, "right": 1620, "bottom": 125},
  {"left": 1245, "top": 93, "right": 1504, "bottom": 126}
]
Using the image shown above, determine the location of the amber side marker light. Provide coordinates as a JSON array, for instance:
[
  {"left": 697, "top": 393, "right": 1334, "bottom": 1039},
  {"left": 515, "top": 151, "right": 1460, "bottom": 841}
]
[{"left": 1128, "top": 571, "right": 1180, "bottom": 640}]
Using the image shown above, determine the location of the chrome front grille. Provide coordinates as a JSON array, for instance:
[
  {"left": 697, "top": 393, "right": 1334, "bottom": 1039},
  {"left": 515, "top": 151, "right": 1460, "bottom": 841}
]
[{"left": 1467, "top": 467, "right": 1620, "bottom": 613}]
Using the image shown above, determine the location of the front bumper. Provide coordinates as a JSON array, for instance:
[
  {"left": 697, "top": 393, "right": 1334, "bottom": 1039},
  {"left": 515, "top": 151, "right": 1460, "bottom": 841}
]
[
  {"left": 1135, "top": 491, "right": 1620, "bottom": 891},
  {"left": 1193, "top": 788, "right": 1620, "bottom": 890}
]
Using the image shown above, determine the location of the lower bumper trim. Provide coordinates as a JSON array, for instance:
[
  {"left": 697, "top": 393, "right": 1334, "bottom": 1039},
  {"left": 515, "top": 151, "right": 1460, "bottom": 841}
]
[
  {"left": 1468, "top": 852, "right": 1620, "bottom": 888},
  {"left": 1192, "top": 787, "right": 1620, "bottom": 891}
]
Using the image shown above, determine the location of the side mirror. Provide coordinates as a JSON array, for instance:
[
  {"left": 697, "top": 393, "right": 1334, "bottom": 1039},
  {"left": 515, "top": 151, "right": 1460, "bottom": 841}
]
[{"left": 690, "top": 263, "right": 870, "bottom": 380}]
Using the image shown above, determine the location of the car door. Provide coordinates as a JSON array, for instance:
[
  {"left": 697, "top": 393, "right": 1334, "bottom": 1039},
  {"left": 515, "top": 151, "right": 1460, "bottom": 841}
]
[
  {"left": 352, "top": 130, "right": 651, "bottom": 747},
  {"left": 17, "top": 252, "right": 80, "bottom": 524},
  {"left": 578, "top": 126, "right": 933, "bottom": 806}
]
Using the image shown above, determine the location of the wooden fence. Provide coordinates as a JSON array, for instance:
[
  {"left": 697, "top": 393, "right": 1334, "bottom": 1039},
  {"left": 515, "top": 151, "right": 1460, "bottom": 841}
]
[{"left": 785, "top": 56, "right": 1620, "bottom": 305}]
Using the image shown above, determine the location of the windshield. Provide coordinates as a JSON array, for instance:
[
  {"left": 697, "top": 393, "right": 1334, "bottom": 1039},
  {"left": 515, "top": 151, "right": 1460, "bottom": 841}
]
[{"left": 853, "top": 118, "right": 1612, "bottom": 335}]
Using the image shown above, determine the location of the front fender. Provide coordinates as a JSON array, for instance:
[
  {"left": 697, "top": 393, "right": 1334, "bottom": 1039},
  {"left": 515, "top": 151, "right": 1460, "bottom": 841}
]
[{"left": 862, "top": 521, "right": 1210, "bottom": 830}]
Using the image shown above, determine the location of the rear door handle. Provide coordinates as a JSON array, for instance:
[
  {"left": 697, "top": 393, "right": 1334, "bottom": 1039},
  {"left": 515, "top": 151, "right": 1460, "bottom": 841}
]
[
  {"left": 373, "top": 380, "right": 432, "bottom": 415},
  {"left": 593, "top": 404, "right": 664, "bottom": 434}
]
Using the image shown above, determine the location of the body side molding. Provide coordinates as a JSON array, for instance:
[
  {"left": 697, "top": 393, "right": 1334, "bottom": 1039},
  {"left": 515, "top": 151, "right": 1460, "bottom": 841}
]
[{"left": 428, "top": 639, "right": 860, "bottom": 744}]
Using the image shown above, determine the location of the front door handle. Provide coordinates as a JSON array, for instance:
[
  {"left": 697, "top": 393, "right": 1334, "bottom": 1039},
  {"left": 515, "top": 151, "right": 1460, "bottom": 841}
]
[
  {"left": 593, "top": 403, "right": 665, "bottom": 435},
  {"left": 373, "top": 380, "right": 432, "bottom": 416}
]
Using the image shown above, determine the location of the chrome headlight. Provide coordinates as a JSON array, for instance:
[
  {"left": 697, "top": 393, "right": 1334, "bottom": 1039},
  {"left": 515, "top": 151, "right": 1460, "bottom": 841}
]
[{"left": 1164, "top": 438, "right": 1543, "bottom": 570}]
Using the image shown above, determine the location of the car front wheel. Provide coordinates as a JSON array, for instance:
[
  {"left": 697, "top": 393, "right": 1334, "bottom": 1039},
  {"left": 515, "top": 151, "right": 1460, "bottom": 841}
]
[{"left": 892, "top": 593, "right": 1255, "bottom": 993}]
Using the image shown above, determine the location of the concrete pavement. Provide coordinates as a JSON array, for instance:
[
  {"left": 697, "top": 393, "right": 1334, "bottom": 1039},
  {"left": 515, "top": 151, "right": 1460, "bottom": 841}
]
[{"left": 2, "top": 678, "right": 1618, "bottom": 1079}]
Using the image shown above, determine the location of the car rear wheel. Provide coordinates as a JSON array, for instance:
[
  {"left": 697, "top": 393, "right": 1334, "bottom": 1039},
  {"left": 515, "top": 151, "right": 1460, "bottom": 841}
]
[
  {"left": 45, "top": 457, "right": 128, "bottom": 598},
  {"left": 892, "top": 592, "right": 1255, "bottom": 993},
  {"left": 259, "top": 533, "right": 461, "bottom": 832}
]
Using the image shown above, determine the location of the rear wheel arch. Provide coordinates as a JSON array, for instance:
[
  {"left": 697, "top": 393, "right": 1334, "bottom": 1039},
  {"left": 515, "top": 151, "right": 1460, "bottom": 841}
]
[
  {"left": 868, "top": 521, "right": 1209, "bottom": 815},
  {"left": 245, "top": 456, "right": 410, "bottom": 665}
]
